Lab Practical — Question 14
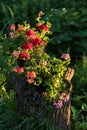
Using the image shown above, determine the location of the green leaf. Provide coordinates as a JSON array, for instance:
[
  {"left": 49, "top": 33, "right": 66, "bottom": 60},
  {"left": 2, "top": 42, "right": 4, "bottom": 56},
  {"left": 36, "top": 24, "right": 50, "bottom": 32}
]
[{"left": 71, "top": 106, "right": 76, "bottom": 120}]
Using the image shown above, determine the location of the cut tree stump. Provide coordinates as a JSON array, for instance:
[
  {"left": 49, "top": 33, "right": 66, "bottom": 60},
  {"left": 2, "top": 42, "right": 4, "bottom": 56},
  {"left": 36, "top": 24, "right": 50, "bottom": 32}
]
[{"left": 8, "top": 68, "right": 74, "bottom": 130}]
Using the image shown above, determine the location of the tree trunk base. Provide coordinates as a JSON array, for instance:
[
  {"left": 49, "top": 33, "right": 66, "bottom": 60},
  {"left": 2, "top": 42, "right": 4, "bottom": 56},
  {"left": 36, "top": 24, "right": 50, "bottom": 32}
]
[{"left": 8, "top": 68, "right": 74, "bottom": 130}]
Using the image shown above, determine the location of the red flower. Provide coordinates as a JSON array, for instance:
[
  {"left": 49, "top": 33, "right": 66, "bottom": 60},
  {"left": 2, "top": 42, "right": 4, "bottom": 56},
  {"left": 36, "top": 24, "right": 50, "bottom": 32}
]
[
  {"left": 26, "top": 29, "right": 36, "bottom": 38},
  {"left": 31, "top": 37, "right": 44, "bottom": 46},
  {"left": 37, "top": 24, "right": 49, "bottom": 31},
  {"left": 22, "top": 42, "right": 34, "bottom": 50},
  {"left": 19, "top": 52, "right": 30, "bottom": 60},
  {"left": 26, "top": 71, "right": 36, "bottom": 79},
  {"left": 14, "top": 66, "right": 24, "bottom": 73},
  {"left": 10, "top": 24, "right": 15, "bottom": 31},
  {"left": 26, "top": 71, "right": 36, "bottom": 84},
  {"left": 17, "top": 26, "right": 24, "bottom": 31}
]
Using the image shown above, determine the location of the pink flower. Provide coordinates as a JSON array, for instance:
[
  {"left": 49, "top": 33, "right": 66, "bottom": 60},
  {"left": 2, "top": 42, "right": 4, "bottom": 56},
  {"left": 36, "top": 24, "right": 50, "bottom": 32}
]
[
  {"left": 39, "top": 11, "right": 44, "bottom": 17},
  {"left": 9, "top": 32, "right": 15, "bottom": 38},
  {"left": 53, "top": 100, "right": 63, "bottom": 109},
  {"left": 14, "top": 66, "right": 24, "bottom": 73},
  {"left": 37, "top": 24, "right": 49, "bottom": 31},
  {"left": 39, "top": 60, "right": 47, "bottom": 66},
  {"left": 12, "top": 51, "right": 20, "bottom": 57},
  {"left": 31, "top": 37, "right": 44, "bottom": 46},
  {"left": 61, "top": 54, "right": 70, "bottom": 60},
  {"left": 59, "top": 93, "right": 69, "bottom": 102},
  {"left": 22, "top": 42, "right": 34, "bottom": 50},
  {"left": 10, "top": 24, "right": 15, "bottom": 31},
  {"left": 18, "top": 52, "right": 30, "bottom": 60},
  {"left": 26, "top": 78, "right": 35, "bottom": 84},
  {"left": 26, "top": 29, "right": 36, "bottom": 38},
  {"left": 26, "top": 71, "right": 36, "bottom": 79},
  {"left": 64, "top": 94, "right": 69, "bottom": 102}
]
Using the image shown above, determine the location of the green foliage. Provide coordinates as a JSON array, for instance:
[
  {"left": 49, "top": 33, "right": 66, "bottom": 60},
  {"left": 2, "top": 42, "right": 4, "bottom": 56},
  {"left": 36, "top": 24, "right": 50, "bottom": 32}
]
[
  {"left": 71, "top": 56, "right": 87, "bottom": 129},
  {"left": 72, "top": 56, "right": 87, "bottom": 95},
  {"left": 1, "top": 12, "right": 70, "bottom": 103},
  {"left": 0, "top": 0, "right": 87, "bottom": 64},
  {"left": 0, "top": 0, "right": 87, "bottom": 34},
  {"left": 71, "top": 104, "right": 87, "bottom": 130},
  {"left": 0, "top": 85, "right": 55, "bottom": 130},
  {"left": 44, "top": 8, "right": 87, "bottom": 63},
  {"left": 27, "top": 53, "right": 69, "bottom": 100},
  {"left": 0, "top": 1, "right": 87, "bottom": 129},
  {"left": 0, "top": 86, "right": 19, "bottom": 130},
  {"left": 0, "top": 13, "right": 71, "bottom": 130}
]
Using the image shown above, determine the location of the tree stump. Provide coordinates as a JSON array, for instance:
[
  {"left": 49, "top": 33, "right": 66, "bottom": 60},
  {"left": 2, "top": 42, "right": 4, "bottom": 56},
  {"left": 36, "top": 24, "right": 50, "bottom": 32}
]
[{"left": 8, "top": 68, "right": 74, "bottom": 130}]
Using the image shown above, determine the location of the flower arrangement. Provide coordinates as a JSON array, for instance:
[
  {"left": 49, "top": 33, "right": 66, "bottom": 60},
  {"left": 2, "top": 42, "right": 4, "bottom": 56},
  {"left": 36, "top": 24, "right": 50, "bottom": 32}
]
[{"left": 10, "top": 11, "right": 71, "bottom": 109}]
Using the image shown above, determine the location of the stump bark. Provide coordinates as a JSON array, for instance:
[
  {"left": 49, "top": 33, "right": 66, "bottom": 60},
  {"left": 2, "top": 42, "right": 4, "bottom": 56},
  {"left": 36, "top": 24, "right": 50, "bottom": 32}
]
[{"left": 8, "top": 68, "right": 74, "bottom": 130}]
